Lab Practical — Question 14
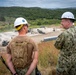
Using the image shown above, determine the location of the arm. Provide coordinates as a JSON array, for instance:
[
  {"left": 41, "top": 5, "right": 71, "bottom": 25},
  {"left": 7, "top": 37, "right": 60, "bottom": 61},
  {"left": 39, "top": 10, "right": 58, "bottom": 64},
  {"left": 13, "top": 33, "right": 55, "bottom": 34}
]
[
  {"left": 54, "top": 33, "right": 65, "bottom": 49},
  {"left": 5, "top": 54, "right": 17, "bottom": 75},
  {"left": 25, "top": 50, "right": 38, "bottom": 75}
]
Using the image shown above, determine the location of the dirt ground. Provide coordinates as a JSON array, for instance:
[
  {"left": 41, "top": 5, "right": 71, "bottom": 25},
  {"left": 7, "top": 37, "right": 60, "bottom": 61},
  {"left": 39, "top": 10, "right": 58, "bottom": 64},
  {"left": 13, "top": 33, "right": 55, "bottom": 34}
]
[
  {"left": 30, "top": 25, "right": 63, "bottom": 43},
  {"left": 31, "top": 30, "right": 62, "bottom": 43}
]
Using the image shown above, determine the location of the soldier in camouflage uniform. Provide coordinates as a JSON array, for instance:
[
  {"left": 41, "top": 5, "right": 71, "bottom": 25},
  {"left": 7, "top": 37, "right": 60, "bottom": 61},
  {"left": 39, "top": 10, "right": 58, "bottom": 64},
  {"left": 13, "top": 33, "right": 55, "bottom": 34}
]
[
  {"left": 5, "top": 17, "right": 38, "bottom": 75},
  {"left": 54, "top": 12, "right": 76, "bottom": 75}
]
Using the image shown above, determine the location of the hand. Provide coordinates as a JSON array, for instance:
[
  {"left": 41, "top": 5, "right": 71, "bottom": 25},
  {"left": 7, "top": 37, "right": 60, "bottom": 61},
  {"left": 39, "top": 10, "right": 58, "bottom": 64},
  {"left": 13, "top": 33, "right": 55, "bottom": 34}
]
[
  {"left": 25, "top": 73, "right": 30, "bottom": 75},
  {"left": 13, "top": 72, "right": 18, "bottom": 75},
  {"left": 25, "top": 74, "right": 30, "bottom": 75}
]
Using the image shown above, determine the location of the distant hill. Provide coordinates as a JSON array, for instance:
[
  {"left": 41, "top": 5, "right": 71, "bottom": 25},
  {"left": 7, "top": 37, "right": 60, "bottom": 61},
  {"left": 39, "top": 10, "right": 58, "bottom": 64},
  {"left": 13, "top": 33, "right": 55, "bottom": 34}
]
[
  {"left": 0, "top": 7, "right": 76, "bottom": 32},
  {"left": 0, "top": 7, "right": 76, "bottom": 20}
]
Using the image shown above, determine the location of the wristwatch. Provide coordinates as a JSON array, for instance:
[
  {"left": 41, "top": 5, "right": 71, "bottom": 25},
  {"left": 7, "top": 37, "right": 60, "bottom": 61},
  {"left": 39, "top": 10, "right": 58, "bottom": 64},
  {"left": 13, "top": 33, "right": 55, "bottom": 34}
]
[{"left": 14, "top": 72, "right": 17, "bottom": 75}]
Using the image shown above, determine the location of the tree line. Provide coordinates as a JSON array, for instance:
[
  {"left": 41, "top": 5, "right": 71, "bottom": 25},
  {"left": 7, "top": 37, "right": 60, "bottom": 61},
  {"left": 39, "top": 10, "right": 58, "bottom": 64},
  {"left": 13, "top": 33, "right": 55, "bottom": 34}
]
[
  {"left": 0, "top": 7, "right": 76, "bottom": 32},
  {"left": 0, "top": 7, "right": 76, "bottom": 20}
]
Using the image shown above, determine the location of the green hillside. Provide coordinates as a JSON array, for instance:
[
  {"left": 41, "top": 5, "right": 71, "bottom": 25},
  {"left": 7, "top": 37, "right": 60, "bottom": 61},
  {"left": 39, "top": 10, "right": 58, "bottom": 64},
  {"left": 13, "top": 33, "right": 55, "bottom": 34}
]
[
  {"left": 0, "top": 7, "right": 76, "bottom": 20},
  {"left": 0, "top": 7, "right": 76, "bottom": 32}
]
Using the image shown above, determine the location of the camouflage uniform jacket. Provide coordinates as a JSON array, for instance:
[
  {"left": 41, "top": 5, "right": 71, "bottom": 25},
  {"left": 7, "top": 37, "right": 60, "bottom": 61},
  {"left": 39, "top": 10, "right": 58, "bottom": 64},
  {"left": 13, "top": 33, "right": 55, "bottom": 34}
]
[
  {"left": 54, "top": 25, "right": 76, "bottom": 56},
  {"left": 54, "top": 25, "right": 76, "bottom": 75}
]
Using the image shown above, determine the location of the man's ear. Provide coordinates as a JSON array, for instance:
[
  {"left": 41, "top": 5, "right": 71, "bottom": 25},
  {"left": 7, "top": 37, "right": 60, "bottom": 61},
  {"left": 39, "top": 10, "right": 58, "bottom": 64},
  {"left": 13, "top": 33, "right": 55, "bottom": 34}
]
[{"left": 23, "top": 26, "right": 26, "bottom": 29}]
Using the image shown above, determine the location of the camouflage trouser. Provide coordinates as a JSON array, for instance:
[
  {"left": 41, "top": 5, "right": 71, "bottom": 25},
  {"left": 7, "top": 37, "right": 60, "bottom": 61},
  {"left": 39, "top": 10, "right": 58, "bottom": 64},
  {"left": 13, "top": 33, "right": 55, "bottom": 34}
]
[
  {"left": 56, "top": 54, "right": 76, "bottom": 75},
  {"left": 15, "top": 67, "right": 35, "bottom": 75}
]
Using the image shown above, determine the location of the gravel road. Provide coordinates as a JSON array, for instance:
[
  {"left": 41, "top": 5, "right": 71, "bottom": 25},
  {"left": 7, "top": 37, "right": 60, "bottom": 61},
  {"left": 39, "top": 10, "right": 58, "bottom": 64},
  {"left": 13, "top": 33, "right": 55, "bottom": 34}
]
[{"left": 31, "top": 31, "right": 62, "bottom": 43}]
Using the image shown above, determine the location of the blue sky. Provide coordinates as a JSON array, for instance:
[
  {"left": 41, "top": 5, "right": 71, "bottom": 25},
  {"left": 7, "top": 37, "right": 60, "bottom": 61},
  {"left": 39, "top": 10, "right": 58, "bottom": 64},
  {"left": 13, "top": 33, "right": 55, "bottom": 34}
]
[{"left": 0, "top": 0, "right": 76, "bottom": 8}]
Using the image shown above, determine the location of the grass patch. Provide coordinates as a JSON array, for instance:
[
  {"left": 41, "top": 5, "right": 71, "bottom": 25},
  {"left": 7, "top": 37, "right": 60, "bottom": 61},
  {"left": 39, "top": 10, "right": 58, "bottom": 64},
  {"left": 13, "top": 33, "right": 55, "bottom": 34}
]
[
  {"left": 0, "top": 59, "right": 11, "bottom": 75},
  {"left": 38, "top": 41, "right": 59, "bottom": 75}
]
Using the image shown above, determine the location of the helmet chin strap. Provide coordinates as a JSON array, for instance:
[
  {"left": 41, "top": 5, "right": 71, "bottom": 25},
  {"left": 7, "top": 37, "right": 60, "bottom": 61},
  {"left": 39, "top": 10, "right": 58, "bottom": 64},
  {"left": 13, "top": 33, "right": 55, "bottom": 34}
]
[{"left": 16, "top": 24, "right": 23, "bottom": 31}]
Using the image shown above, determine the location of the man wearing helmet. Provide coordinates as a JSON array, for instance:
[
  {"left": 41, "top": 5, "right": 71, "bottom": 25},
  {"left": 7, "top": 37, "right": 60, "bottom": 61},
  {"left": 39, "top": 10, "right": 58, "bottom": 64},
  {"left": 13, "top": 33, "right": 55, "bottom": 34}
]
[
  {"left": 54, "top": 12, "right": 76, "bottom": 75},
  {"left": 5, "top": 17, "right": 38, "bottom": 75}
]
